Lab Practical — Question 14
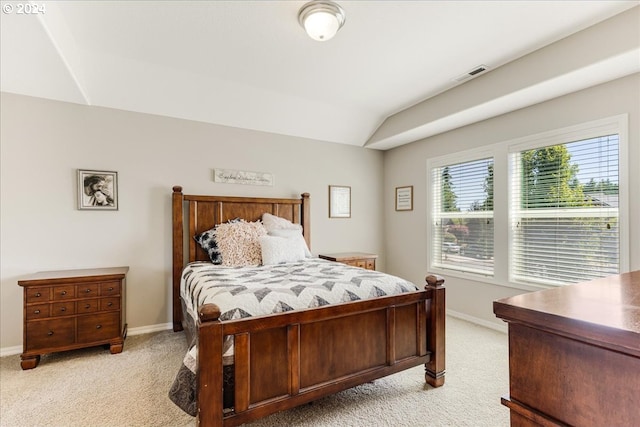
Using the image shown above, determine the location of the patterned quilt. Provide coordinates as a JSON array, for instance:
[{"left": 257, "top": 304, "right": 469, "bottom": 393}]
[{"left": 169, "top": 258, "right": 419, "bottom": 415}]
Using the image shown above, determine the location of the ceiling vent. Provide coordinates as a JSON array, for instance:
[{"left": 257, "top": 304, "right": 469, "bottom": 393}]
[{"left": 453, "top": 64, "right": 490, "bottom": 82}]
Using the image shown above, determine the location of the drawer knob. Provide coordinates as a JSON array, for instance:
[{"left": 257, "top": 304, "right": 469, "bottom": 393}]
[
  {"left": 47, "top": 331, "right": 54, "bottom": 336},
  {"left": 34, "top": 309, "right": 41, "bottom": 314},
  {"left": 60, "top": 307, "right": 66, "bottom": 312},
  {"left": 35, "top": 292, "right": 41, "bottom": 297},
  {"left": 96, "top": 325, "right": 102, "bottom": 329},
  {"left": 85, "top": 304, "right": 91, "bottom": 309},
  {"left": 85, "top": 289, "right": 92, "bottom": 293},
  {"left": 107, "top": 302, "right": 113, "bottom": 307},
  {"left": 108, "top": 287, "right": 114, "bottom": 292},
  {"left": 61, "top": 291, "right": 67, "bottom": 296}
]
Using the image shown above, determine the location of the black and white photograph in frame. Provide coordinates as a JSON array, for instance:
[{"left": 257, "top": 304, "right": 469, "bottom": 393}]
[{"left": 77, "top": 169, "right": 118, "bottom": 210}]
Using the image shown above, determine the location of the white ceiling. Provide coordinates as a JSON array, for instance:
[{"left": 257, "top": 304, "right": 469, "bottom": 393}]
[{"left": 1, "top": 1, "right": 638, "bottom": 149}]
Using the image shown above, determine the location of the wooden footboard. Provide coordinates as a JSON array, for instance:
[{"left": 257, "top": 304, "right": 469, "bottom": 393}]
[{"left": 196, "top": 275, "right": 445, "bottom": 427}]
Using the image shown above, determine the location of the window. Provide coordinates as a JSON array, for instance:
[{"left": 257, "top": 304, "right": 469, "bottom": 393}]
[
  {"left": 510, "top": 134, "right": 621, "bottom": 285},
  {"left": 430, "top": 157, "right": 494, "bottom": 275},
  {"left": 427, "top": 115, "right": 627, "bottom": 289}
]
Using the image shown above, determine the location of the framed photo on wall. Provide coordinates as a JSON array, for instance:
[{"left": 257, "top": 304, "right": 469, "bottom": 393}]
[
  {"left": 77, "top": 169, "right": 118, "bottom": 210},
  {"left": 329, "top": 185, "right": 351, "bottom": 218},
  {"left": 395, "top": 185, "right": 413, "bottom": 211}
]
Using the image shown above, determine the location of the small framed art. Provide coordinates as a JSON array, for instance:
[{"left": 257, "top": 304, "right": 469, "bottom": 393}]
[
  {"left": 395, "top": 185, "right": 413, "bottom": 211},
  {"left": 77, "top": 169, "right": 118, "bottom": 210},
  {"left": 329, "top": 185, "right": 351, "bottom": 218}
]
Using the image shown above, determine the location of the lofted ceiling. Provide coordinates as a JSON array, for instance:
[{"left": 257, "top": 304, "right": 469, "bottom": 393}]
[{"left": 1, "top": 1, "right": 639, "bottom": 150}]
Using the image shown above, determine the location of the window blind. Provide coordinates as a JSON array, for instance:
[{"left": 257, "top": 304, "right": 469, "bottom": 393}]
[
  {"left": 432, "top": 157, "right": 494, "bottom": 275},
  {"left": 510, "top": 135, "right": 619, "bottom": 285}
]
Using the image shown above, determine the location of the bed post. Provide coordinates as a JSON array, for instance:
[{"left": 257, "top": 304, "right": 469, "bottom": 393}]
[
  {"left": 197, "top": 304, "right": 224, "bottom": 427},
  {"left": 172, "top": 186, "right": 185, "bottom": 332},
  {"left": 424, "top": 274, "right": 445, "bottom": 387},
  {"left": 301, "top": 193, "right": 311, "bottom": 250}
]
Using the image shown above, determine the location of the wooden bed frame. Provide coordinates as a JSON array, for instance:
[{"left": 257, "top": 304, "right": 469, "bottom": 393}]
[{"left": 172, "top": 186, "right": 446, "bottom": 427}]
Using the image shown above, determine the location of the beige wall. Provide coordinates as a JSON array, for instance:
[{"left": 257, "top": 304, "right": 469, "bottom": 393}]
[
  {"left": 0, "top": 93, "right": 385, "bottom": 351},
  {"left": 383, "top": 73, "right": 640, "bottom": 329}
]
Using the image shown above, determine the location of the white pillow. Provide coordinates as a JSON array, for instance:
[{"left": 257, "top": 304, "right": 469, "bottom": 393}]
[
  {"left": 261, "top": 212, "right": 303, "bottom": 233},
  {"left": 260, "top": 235, "right": 306, "bottom": 265},
  {"left": 269, "top": 228, "right": 312, "bottom": 258}
]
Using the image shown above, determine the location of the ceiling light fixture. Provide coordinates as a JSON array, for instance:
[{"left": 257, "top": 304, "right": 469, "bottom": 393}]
[{"left": 298, "top": 0, "right": 346, "bottom": 42}]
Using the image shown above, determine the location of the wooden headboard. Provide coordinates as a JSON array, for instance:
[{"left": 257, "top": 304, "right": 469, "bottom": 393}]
[{"left": 171, "top": 186, "right": 311, "bottom": 331}]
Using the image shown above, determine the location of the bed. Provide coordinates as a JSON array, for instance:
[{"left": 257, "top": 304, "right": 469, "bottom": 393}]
[{"left": 170, "top": 186, "right": 446, "bottom": 426}]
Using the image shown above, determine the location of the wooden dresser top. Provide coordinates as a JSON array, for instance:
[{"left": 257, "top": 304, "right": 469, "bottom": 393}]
[
  {"left": 494, "top": 270, "right": 640, "bottom": 356},
  {"left": 18, "top": 267, "right": 129, "bottom": 286}
]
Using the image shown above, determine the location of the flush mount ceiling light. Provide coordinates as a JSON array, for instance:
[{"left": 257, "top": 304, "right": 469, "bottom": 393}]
[{"left": 298, "top": 0, "right": 346, "bottom": 42}]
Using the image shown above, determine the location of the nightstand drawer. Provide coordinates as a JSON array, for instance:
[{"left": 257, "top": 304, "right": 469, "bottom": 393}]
[
  {"left": 319, "top": 252, "right": 378, "bottom": 271},
  {"left": 26, "top": 318, "right": 75, "bottom": 351},
  {"left": 77, "top": 312, "right": 120, "bottom": 343}
]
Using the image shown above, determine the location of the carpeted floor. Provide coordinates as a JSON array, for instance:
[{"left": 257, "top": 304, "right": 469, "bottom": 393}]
[{"left": 0, "top": 316, "right": 509, "bottom": 426}]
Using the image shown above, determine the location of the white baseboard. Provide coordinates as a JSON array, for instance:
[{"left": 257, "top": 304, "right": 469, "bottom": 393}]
[
  {"left": 0, "top": 322, "right": 175, "bottom": 358},
  {"left": 0, "top": 345, "right": 22, "bottom": 358},
  {"left": 127, "top": 322, "right": 173, "bottom": 336},
  {"left": 447, "top": 309, "right": 507, "bottom": 334}
]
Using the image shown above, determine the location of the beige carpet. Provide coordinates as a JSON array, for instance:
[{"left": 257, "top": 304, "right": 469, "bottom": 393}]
[{"left": 0, "top": 316, "right": 509, "bottom": 426}]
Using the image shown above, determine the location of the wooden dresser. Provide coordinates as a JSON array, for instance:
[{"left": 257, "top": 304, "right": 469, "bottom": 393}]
[
  {"left": 18, "top": 266, "right": 128, "bottom": 369},
  {"left": 319, "top": 252, "right": 377, "bottom": 270},
  {"left": 493, "top": 271, "right": 640, "bottom": 426}
]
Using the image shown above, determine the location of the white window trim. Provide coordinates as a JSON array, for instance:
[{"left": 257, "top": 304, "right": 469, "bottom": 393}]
[{"left": 427, "top": 114, "right": 629, "bottom": 290}]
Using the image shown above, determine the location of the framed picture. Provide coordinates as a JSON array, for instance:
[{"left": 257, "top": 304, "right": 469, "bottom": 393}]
[
  {"left": 77, "top": 169, "right": 118, "bottom": 210},
  {"left": 395, "top": 185, "right": 413, "bottom": 211},
  {"left": 329, "top": 185, "right": 351, "bottom": 218}
]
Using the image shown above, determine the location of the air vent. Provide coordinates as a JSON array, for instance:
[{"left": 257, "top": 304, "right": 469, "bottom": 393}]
[{"left": 453, "top": 64, "right": 490, "bottom": 82}]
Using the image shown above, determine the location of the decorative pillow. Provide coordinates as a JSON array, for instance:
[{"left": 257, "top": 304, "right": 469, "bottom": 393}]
[
  {"left": 193, "top": 228, "right": 222, "bottom": 264},
  {"left": 259, "top": 235, "right": 306, "bottom": 265},
  {"left": 269, "top": 228, "right": 312, "bottom": 258},
  {"left": 215, "top": 220, "right": 268, "bottom": 266},
  {"left": 261, "top": 212, "right": 303, "bottom": 233},
  {"left": 193, "top": 218, "right": 241, "bottom": 264}
]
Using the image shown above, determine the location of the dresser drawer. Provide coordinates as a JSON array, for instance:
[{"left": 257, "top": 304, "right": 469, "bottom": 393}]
[
  {"left": 26, "top": 318, "right": 75, "bottom": 351},
  {"left": 51, "top": 301, "right": 75, "bottom": 317},
  {"left": 53, "top": 285, "right": 75, "bottom": 300},
  {"left": 77, "top": 299, "right": 99, "bottom": 314},
  {"left": 100, "top": 281, "right": 120, "bottom": 296},
  {"left": 26, "top": 304, "right": 50, "bottom": 320},
  {"left": 77, "top": 312, "right": 120, "bottom": 343},
  {"left": 77, "top": 284, "right": 99, "bottom": 298},
  {"left": 26, "top": 287, "right": 50, "bottom": 303},
  {"left": 100, "top": 297, "right": 120, "bottom": 311}
]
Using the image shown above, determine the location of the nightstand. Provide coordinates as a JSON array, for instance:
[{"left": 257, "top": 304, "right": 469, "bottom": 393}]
[
  {"left": 318, "top": 252, "right": 377, "bottom": 270},
  {"left": 18, "top": 266, "right": 128, "bottom": 369}
]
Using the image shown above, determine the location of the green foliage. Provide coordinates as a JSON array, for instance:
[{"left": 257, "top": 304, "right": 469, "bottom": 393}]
[
  {"left": 441, "top": 167, "right": 458, "bottom": 212},
  {"left": 521, "top": 145, "right": 585, "bottom": 208}
]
